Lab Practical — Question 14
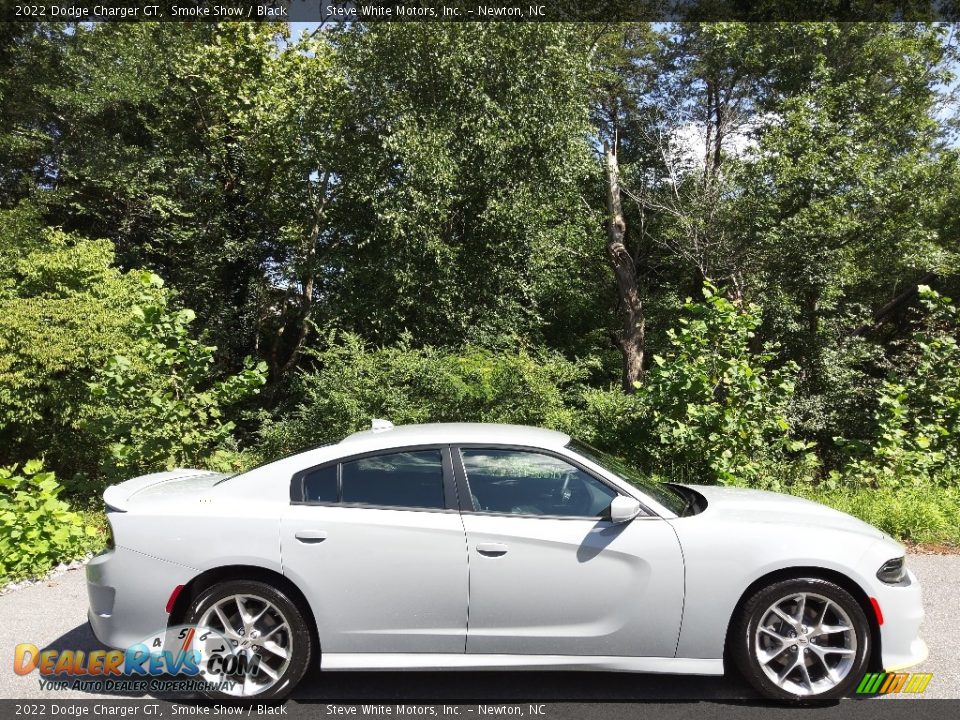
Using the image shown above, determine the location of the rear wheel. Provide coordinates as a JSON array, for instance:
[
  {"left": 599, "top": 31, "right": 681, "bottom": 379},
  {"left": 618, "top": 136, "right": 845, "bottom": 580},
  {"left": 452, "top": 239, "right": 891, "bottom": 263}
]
[
  {"left": 732, "top": 578, "right": 872, "bottom": 701},
  {"left": 184, "top": 580, "right": 312, "bottom": 700}
]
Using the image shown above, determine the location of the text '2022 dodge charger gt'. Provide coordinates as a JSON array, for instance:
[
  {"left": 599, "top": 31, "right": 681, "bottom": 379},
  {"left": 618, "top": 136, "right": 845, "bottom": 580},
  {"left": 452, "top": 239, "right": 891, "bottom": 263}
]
[{"left": 86, "top": 422, "right": 926, "bottom": 701}]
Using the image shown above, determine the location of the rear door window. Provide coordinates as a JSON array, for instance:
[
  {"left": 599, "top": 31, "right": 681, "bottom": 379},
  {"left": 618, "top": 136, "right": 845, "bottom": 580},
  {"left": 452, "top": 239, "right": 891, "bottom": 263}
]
[{"left": 340, "top": 450, "right": 445, "bottom": 510}]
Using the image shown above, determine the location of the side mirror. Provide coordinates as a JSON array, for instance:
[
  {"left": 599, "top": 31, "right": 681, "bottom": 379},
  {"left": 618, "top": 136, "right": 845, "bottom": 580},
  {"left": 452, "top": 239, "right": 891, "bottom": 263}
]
[{"left": 609, "top": 495, "right": 641, "bottom": 524}]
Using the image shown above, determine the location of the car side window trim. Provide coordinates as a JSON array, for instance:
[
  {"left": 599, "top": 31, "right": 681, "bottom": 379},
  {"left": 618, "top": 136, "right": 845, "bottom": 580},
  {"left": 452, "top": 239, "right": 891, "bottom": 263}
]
[
  {"left": 290, "top": 444, "right": 459, "bottom": 513},
  {"left": 451, "top": 443, "right": 656, "bottom": 520}
]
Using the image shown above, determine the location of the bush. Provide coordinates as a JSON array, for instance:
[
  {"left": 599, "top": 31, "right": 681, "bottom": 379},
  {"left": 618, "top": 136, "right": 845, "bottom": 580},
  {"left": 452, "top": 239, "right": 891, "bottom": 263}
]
[
  {"left": 258, "top": 332, "right": 591, "bottom": 459},
  {"left": 0, "top": 460, "right": 97, "bottom": 583},
  {"left": 0, "top": 208, "right": 147, "bottom": 482},
  {"left": 84, "top": 273, "right": 267, "bottom": 486},
  {"left": 793, "top": 478, "right": 960, "bottom": 546},
  {"left": 582, "top": 283, "right": 811, "bottom": 487},
  {"left": 836, "top": 286, "right": 960, "bottom": 489}
]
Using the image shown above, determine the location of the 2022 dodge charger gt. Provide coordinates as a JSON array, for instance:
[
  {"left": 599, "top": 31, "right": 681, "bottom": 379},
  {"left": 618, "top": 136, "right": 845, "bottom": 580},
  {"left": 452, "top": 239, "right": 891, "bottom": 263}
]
[{"left": 86, "top": 422, "right": 926, "bottom": 701}]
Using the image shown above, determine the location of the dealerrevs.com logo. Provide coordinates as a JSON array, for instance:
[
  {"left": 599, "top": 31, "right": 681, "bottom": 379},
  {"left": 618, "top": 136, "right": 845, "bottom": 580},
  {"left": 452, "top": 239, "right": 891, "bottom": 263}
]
[
  {"left": 856, "top": 672, "right": 933, "bottom": 695},
  {"left": 14, "top": 625, "right": 259, "bottom": 693}
]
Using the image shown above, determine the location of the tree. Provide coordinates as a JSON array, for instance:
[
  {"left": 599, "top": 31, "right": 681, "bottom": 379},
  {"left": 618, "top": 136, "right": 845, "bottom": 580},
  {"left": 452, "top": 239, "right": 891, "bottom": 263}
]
[
  {"left": 329, "top": 23, "right": 598, "bottom": 349},
  {"left": 585, "top": 24, "right": 762, "bottom": 389},
  {"left": 0, "top": 23, "right": 66, "bottom": 207},
  {"left": 186, "top": 26, "right": 348, "bottom": 383},
  {"left": 603, "top": 141, "right": 646, "bottom": 391},
  {"left": 37, "top": 23, "right": 287, "bottom": 371},
  {"left": 727, "top": 24, "right": 957, "bottom": 444},
  {"left": 587, "top": 24, "right": 658, "bottom": 391},
  {"left": 26, "top": 23, "right": 607, "bottom": 380}
]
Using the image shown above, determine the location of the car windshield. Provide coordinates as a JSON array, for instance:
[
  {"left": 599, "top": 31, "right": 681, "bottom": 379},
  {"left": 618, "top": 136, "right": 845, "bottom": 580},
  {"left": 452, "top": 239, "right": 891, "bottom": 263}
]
[{"left": 565, "top": 439, "right": 687, "bottom": 516}]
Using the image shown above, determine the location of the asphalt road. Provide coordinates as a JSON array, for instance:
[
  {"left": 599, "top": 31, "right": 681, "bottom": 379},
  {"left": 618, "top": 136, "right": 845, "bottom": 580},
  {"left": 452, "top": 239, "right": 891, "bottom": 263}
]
[{"left": 0, "top": 553, "right": 956, "bottom": 702}]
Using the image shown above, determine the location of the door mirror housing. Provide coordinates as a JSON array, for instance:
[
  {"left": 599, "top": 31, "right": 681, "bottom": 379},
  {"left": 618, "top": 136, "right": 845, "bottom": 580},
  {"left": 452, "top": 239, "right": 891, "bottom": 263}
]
[{"left": 609, "top": 495, "right": 641, "bottom": 523}]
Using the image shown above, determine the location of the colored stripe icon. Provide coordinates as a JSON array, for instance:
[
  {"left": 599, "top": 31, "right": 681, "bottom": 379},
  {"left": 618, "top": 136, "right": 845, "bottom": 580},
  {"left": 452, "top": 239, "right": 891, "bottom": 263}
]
[{"left": 856, "top": 672, "right": 933, "bottom": 694}]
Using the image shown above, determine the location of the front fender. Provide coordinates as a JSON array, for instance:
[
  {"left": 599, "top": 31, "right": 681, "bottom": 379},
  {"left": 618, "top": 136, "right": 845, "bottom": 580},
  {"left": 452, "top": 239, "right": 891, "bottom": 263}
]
[{"left": 670, "top": 516, "right": 882, "bottom": 660}]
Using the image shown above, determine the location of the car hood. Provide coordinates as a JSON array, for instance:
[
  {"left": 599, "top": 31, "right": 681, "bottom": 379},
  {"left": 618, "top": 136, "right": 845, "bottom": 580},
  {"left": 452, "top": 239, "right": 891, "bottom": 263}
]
[
  {"left": 103, "top": 468, "right": 229, "bottom": 511},
  {"left": 679, "top": 484, "right": 886, "bottom": 540}
]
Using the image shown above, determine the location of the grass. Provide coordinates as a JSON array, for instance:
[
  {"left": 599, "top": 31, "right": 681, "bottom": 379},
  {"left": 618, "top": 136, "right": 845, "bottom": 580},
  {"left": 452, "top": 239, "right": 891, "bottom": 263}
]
[{"left": 789, "top": 484, "right": 960, "bottom": 547}]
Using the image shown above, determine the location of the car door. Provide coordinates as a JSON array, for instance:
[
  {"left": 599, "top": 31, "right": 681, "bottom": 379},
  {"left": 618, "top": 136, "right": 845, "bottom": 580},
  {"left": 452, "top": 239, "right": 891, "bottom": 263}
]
[
  {"left": 456, "top": 446, "right": 684, "bottom": 657},
  {"left": 280, "top": 446, "right": 469, "bottom": 654}
]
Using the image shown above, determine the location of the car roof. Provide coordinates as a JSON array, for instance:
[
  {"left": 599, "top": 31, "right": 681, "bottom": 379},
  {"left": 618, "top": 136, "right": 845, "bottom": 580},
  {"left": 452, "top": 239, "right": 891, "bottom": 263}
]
[{"left": 339, "top": 422, "right": 571, "bottom": 451}]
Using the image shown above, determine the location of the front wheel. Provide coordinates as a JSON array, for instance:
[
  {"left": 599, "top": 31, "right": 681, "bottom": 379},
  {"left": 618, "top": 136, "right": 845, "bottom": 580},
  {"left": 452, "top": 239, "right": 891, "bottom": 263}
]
[
  {"left": 732, "top": 578, "right": 872, "bottom": 701},
  {"left": 184, "top": 580, "right": 312, "bottom": 700}
]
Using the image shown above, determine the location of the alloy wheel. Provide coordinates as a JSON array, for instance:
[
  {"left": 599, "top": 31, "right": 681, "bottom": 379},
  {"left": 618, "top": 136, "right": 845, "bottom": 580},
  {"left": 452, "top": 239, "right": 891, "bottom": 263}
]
[
  {"left": 198, "top": 593, "right": 293, "bottom": 697},
  {"left": 753, "top": 591, "right": 858, "bottom": 696}
]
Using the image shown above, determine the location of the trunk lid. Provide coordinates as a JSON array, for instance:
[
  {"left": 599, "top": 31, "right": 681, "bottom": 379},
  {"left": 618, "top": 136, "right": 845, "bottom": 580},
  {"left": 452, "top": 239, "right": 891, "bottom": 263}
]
[{"left": 103, "top": 469, "right": 229, "bottom": 512}]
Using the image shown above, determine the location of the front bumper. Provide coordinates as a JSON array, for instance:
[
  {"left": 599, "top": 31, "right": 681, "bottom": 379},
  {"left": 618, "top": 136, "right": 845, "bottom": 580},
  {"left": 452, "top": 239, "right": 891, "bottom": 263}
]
[
  {"left": 874, "top": 569, "right": 927, "bottom": 671},
  {"left": 86, "top": 546, "right": 198, "bottom": 649}
]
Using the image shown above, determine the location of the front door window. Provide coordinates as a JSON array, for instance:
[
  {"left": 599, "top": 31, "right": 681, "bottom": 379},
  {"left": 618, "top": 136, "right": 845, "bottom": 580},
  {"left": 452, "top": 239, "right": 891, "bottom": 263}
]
[{"left": 460, "top": 448, "right": 617, "bottom": 517}]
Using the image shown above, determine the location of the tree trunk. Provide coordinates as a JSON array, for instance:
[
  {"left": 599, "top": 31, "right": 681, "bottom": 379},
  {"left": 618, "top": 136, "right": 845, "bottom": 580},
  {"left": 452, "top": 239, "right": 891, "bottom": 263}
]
[
  {"left": 604, "top": 143, "right": 645, "bottom": 392},
  {"left": 265, "top": 171, "right": 331, "bottom": 394},
  {"left": 805, "top": 288, "right": 820, "bottom": 337},
  {"left": 849, "top": 272, "right": 936, "bottom": 338}
]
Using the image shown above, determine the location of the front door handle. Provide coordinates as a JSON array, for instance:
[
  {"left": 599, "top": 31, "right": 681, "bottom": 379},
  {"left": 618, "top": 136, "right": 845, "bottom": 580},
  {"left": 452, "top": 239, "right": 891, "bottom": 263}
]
[
  {"left": 295, "top": 530, "right": 328, "bottom": 544},
  {"left": 476, "top": 542, "right": 508, "bottom": 557}
]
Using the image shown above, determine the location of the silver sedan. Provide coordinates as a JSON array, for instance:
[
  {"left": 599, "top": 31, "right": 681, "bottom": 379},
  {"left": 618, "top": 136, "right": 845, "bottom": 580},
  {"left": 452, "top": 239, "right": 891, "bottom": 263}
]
[{"left": 86, "top": 422, "right": 926, "bottom": 701}]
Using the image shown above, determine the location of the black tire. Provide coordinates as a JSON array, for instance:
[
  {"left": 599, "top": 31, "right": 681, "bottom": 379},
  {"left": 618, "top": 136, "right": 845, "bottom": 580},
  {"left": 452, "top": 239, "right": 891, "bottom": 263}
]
[
  {"left": 184, "top": 580, "right": 312, "bottom": 700},
  {"left": 732, "top": 578, "right": 872, "bottom": 701}
]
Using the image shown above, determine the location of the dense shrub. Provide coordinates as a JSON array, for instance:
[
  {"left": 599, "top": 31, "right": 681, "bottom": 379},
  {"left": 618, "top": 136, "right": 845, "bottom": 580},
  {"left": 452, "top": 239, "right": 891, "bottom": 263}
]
[
  {"left": 84, "top": 273, "right": 267, "bottom": 486},
  {"left": 836, "top": 287, "right": 960, "bottom": 489},
  {"left": 581, "top": 285, "right": 812, "bottom": 487},
  {"left": 0, "top": 209, "right": 146, "bottom": 481},
  {"left": 258, "top": 332, "right": 590, "bottom": 460},
  {"left": 263, "top": 290, "right": 821, "bottom": 492},
  {"left": 0, "top": 461, "right": 96, "bottom": 583}
]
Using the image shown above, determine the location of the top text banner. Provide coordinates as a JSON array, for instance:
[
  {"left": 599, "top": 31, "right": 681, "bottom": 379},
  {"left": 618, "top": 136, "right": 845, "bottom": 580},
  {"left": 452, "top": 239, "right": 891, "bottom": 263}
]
[{"left": 1, "top": 0, "right": 958, "bottom": 22}]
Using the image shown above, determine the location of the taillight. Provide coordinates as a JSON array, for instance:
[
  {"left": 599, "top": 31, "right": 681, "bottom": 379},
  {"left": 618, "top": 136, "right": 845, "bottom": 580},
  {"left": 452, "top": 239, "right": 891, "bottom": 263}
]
[
  {"left": 104, "top": 511, "right": 116, "bottom": 550},
  {"left": 166, "top": 585, "right": 185, "bottom": 614}
]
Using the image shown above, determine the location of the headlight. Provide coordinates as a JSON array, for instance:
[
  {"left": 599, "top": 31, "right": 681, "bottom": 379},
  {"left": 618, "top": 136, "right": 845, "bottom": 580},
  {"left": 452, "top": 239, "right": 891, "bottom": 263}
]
[{"left": 877, "top": 556, "right": 907, "bottom": 584}]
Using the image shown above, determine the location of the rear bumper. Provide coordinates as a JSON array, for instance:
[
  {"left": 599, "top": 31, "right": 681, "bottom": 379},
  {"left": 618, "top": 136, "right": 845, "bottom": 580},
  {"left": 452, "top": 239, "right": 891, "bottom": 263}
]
[
  {"left": 875, "top": 569, "right": 927, "bottom": 671},
  {"left": 86, "top": 546, "right": 198, "bottom": 649}
]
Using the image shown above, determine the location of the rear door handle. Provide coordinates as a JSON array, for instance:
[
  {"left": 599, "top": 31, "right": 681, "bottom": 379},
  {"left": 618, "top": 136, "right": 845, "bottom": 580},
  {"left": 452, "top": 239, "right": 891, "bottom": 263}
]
[
  {"left": 295, "top": 530, "right": 328, "bottom": 544},
  {"left": 476, "top": 542, "right": 508, "bottom": 557}
]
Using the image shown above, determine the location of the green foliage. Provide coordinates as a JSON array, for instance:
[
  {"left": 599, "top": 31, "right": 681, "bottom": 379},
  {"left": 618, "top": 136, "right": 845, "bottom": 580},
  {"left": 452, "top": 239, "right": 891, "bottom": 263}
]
[
  {"left": 725, "top": 23, "right": 957, "bottom": 420},
  {"left": 0, "top": 206, "right": 146, "bottom": 478},
  {"left": 0, "top": 25, "right": 70, "bottom": 206},
  {"left": 0, "top": 22, "right": 958, "bottom": 550},
  {"left": 259, "top": 332, "right": 590, "bottom": 460},
  {"left": 330, "top": 24, "right": 599, "bottom": 347},
  {"left": 36, "top": 24, "right": 294, "bottom": 370},
  {"left": 0, "top": 460, "right": 97, "bottom": 583},
  {"left": 583, "top": 284, "right": 809, "bottom": 487},
  {"left": 32, "top": 23, "right": 603, "bottom": 374},
  {"left": 85, "top": 273, "right": 267, "bottom": 486},
  {"left": 837, "top": 287, "right": 960, "bottom": 488},
  {"left": 794, "top": 481, "right": 960, "bottom": 546}
]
